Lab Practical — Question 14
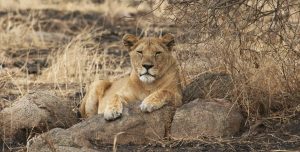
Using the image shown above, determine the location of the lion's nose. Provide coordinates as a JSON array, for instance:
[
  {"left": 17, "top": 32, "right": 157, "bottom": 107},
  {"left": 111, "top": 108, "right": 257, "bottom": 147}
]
[{"left": 142, "top": 64, "right": 154, "bottom": 70}]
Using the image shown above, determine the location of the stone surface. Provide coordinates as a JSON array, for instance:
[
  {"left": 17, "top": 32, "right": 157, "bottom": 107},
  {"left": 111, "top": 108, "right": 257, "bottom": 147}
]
[
  {"left": 27, "top": 104, "right": 175, "bottom": 152},
  {"left": 183, "top": 72, "right": 233, "bottom": 103},
  {"left": 171, "top": 98, "right": 243, "bottom": 138},
  {"left": 9, "top": 72, "right": 242, "bottom": 151},
  {"left": 0, "top": 91, "right": 78, "bottom": 143}
]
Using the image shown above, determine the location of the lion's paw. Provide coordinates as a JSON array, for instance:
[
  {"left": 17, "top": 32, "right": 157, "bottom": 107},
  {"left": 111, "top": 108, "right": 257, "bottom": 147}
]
[
  {"left": 104, "top": 106, "right": 122, "bottom": 121},
  {"left": 140, "top": 101, "right": 158, "bottom": 112}
]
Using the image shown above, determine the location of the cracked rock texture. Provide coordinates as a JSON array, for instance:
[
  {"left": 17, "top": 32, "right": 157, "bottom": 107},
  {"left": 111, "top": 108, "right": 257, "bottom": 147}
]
[
  {"left": 0, "top": 91, "right": 78, "bottom": 143},
  {"left": 27, "top": 104, "right": 175, "bottom": 152},
  {"left": 171, "top": 98, "right": 243, "bottom": 138},
  {"left": 1, "top": 73, "right": 243, "bottom": 151}
]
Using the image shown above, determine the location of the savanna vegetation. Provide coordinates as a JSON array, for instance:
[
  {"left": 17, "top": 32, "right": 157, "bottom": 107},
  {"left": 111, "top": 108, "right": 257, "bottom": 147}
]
[{"left": 0, "top": 0, "right": 299, "bottom": 151}]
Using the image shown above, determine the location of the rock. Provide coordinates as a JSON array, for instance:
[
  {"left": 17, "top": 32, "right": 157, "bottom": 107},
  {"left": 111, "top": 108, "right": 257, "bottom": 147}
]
[
  {"left": 183, "top": 72, "right": 233, "bottom": 103},
  {"left": 27, "top": 105, "right": 175, "bottom": 151},
  {"left": 26, "top": 73, "right": 237, "bottom": 151},
  {"left": 0, "top": 91, "right": 78, "bottom": 144},
  {"left": 170, "top": 98, "right": 243, "bottom": 138}
]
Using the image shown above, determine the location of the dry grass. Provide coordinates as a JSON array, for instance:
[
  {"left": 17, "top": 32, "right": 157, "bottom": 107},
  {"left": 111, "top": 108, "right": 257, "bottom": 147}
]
[
  {"left": 38, "top": 29, "right": 130, "bottom": 92},
  {"left": 0, "top": 1, "right": 147, "bottom": 150},
  {"left": 0, "top": 0, "right": 142, "bottom": 98},
  {"left": 0, "top": 2, "right": 299, "bottom": 151},
  {"left": 166, "top": 0, "right": 300, "bottom": 122},
  {"left": 0, "top": 0, "right": 103, "bottom": 12},
  {"left": 0, "top": 0, "right": 298, "bottom": 118},
  {"left": 0, "top": 0, "right": 149, "bottom": 20}
]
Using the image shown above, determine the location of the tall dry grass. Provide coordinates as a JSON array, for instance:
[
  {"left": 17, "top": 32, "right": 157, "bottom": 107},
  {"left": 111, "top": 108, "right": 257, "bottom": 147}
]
[
  {"left": 0, "top": 0, "right": 144, "bottom": 97},
  {"left": 0, "top": 0, "right": 148, "bottom": 20},
  {"left": 37, "top": 29, "right": 131, "bottom": 96},
  {"left": 166, "top": 0, "right": 300, "bottom": 121},
  {"left": 0, "top": 9, "right": 57, "bottom": 96},
  {"left": 0, "top": 0, "right": 101, "bottom": 12},
  {"left": 1, "top": 0, "right": 298, "bottom": 125}
]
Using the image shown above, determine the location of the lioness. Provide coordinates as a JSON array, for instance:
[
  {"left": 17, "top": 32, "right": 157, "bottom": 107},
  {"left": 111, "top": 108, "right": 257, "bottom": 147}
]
[{"left": 79, "top": 33, "right": 182, "bottom": 120}]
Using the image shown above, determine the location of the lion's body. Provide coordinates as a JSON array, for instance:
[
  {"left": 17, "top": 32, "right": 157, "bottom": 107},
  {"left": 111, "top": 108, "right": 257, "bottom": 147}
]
[{"left": 80, "top": 34, "right": 182, "bottom": 120}]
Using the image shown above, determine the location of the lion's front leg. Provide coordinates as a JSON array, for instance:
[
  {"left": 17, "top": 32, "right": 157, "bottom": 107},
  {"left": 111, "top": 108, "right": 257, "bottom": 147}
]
[
  {"left": 104, "top": 95, "right": 123, "bottom": 121},
  {"left": 140, "top": 90, "right": 175, "bottom": 112}
]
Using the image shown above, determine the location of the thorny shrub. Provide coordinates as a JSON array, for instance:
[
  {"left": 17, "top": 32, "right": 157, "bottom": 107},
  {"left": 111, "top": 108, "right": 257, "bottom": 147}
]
[{"left": 164, "top": 0, "right": 300, "bottom": 122}]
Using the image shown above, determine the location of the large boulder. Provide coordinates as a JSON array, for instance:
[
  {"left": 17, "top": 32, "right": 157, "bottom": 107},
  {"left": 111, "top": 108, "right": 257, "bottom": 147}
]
[
  {"left": 171, "top": 98, "right": 243, "bottom": 138},
  {"left": 22, "top": 72, "right": 241, "bottom": 151},
  {"left": 27, "top": 98, "right": 244, "bottom": 151},
  {"left": 0, "top": 91, "right": 78, "bottom": 144},
  {"left": 27, "top": 104, "right": 175, "bottom": 152},
  {"left": 183, "top": 72, "right": 233, "bottom": 103}
]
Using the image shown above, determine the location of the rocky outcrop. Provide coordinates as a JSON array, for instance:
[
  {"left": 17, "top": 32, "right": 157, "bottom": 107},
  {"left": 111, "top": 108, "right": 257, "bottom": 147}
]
[
  {"left": 171, "top": 98, "right": 243, "bottom": 138},
  {"left": 27, "top": 104, "right": 175, "bottom": 152},
  {"left": 0, "top": 91, "right": 78, "bottom": 143},
  {"left": 1, "top": 73, "right": 243, "bottom": 151},
  {"left": 183, "top": 72, "right": 233, "bottom": 103},
  {"left": 27, "top": 98, "right": 243, "bottom": 151}
]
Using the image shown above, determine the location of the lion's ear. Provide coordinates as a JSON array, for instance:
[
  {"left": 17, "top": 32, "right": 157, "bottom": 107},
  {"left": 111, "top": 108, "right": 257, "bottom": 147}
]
[
  {"left": 161, "top": 33, "right": 175, "bottom": 49},
  {"left": 123, "top": 34, "right": 138, "bottom": 49}
]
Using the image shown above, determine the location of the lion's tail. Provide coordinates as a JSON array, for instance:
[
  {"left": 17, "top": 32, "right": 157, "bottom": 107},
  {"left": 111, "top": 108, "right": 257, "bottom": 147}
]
[{"left": 79, "top": 80, "right": 111, "bottom": 118}]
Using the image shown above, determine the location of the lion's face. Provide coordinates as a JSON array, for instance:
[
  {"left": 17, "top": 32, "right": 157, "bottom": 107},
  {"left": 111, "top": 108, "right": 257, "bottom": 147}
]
[{"left": 123, "top": 34, "right": 176, "bottom": 83}]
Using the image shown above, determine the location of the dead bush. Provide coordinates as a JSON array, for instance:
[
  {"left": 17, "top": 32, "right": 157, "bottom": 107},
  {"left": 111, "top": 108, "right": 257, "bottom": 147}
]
[{"left": 165, "top": 0, "right": 300, "bottom": 121}]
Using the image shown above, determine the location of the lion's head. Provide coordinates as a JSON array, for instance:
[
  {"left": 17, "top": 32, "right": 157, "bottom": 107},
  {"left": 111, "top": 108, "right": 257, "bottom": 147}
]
[{"left": 123, "top": 33, "right": 176, "bottom": 83}]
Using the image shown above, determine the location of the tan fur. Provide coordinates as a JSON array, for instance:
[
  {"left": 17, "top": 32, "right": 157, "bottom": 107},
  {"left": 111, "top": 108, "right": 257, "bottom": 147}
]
[{"left": 79, "top": 33, "right": 182, "bottom": 120}]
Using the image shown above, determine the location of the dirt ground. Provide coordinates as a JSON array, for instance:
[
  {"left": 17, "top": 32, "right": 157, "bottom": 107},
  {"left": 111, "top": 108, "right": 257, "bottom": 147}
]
[{"left": 1, "top": 3, "right": 300, "bottom": 152}]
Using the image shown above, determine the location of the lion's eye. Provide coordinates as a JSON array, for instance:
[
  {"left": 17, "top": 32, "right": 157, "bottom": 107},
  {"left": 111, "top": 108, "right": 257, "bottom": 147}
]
[
  {"left": 155, "top": 52, "right": 162, "bottom": 57},
  {"left": 137, "top": 51, "right": 143, "bottom": 54}
]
